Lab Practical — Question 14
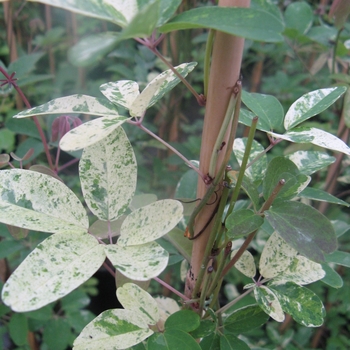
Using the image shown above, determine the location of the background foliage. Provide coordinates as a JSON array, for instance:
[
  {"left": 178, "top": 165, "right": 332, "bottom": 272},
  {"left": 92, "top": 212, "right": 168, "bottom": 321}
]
[{"left": 0, "top": 0, "right": 349, "bottom": 349}]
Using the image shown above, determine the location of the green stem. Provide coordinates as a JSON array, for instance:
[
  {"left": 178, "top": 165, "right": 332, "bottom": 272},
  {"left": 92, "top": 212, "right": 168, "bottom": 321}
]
[
  {"left": 216, "top": 288, "right": 254, "bottom": 316},
  {"left": 226, "top": 116, "right": 258, "bottom": 218},
  {"left": 203, "top": 29, "right": 215, "bottom": 97},
  {"left": 208, "top": 91, "right": 240, "bottom": 178},
  {"left": 191, "top": 176, "right": 230, "bottom": 299},
  {"left": 332, "top": 28, "right": 343, "bottom": 74}
]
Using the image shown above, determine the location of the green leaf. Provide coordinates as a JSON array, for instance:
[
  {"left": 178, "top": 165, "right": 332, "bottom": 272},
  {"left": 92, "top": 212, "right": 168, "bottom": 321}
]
[
  {"left": 159, "top": 7, "right": 284, "bottom": 42},
  {"left": 286, "top": 150, "right": 335, "bottom": 175},
  {"left": 226, "top": 209, "right": 263, "bottom": 239},
  {"left": 190, "top": 320, "right": 216, "bottom": 339},
  {"left": 254, "top": 286, "right": 284, "bottom": 322},
  {"left": 0, "top": 169, "right": 88, "bottom": 233},
  {"left": 79, "top": 127, "right": 137, "bottom": 221},
  {"left": 157, "top": 0, "right": 182, "bottom": 27},
  {"left": 105, "top": 241, "right": 169, "bottom": 281},
  {"left": 262, "top": 157, "right": 310, "bottom": 201},
  {"left": 27, "top": 0, "right": 131, "bottom": 27},
  {"left": 73, "top": 309, "right": 153, "bottom": 350},
  {"left": 9, "top": 313, "right": 28, "bottom": 346},
  {"left": 320, "top": 263, "right": 343, "bottom": 288},
  {"left": 265, "top": 200, "right": 337, "bottom": 262},
  {"left": 241, "top": 91, "right": 284, "bottom": 131},
  {"left": 224, "top": 304, "right": 269, "bottom": 334},
  {"left": 5, "top": 118, "right": 41, "bottom": 139},
  {"left": 271, "top": 255, "right": 325, "bottom": 286},
  {"left": 165, "top": 309, "right": 200, "bottom": 332},
  {"left": 284, "top": 87, "right": 347, "bottom": 130},
  {"left": 220, "top": 332, "right": 250, "bottom": 350},
  {"left": 0, "top": 240, "right": 23, "bottom": 259},
  {"left": 60, "top": 115, "right": 130, "bottom": 152},
  {"left": 13, "top": 94, "right": 120, "bottom": 119},
  {"left": 147, "top": 329, "right": 201, "bottom": 350},
  {"left": 325, "top": 251, "right": 350, "bottom": 267},
  {"left": 269, "top": 282, "right": 325, "bottom": 327},
  {"left": 68, "top": 33, "right": 119, "bottom": 67},
  {"left": 233, "top": 138, "right": 267, "bottom": 184},
  {"left": 269, "top": 127, "right": 350, "bottom": 155},
  {"left": 227, "top": 171, "right": 261, "bottom": 211},
  {"left": 118, "top": 199, "right": 183, "bottom": 246},
  {"left": 259, "top": 231, "right": 298, "bottom": 279},
  {"left": 42, "top": 318, "right": 72, "bottom": 350},
  {"left": 1, "top": 230, "right": 105, "bottom": 312},
  {"left": 117, "top": 0, "right": 160, "bottom": 41},
  {"left": 8, "top": 52, "right": 45, "bottom": 79},
  {"left": 117, "top": 283, "right": 159, "bottom": 325},
  {"left": 299, "top": 187, "right": 350, "bottom": 207},
  {"left": 284, "top": 1, "right": 313, "bottom": 34},
  {"left": 199, "top": 333, "right": 220, "bottom": 350}
]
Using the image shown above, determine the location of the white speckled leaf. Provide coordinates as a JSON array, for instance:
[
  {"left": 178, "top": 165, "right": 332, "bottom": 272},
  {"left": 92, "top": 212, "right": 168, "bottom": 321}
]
[
  {"left": 286, "top": 151, "right": 335, "bottom": 175},
  {"left": 129, "top": 62, "right": 197, "bottom": 117},
  {"left": 269, "top": 127, "right": 350, "bottom": 155},
  {"left": 105, "top": 242, "right": 169, "bottom": 280},
  {"left": 260, "top": 231, "right": 298, "bottom": 279},
  {"left": 60, "top": 115, "right": 130, "bottom": 152},
  {"left": 117, "top": 283, "right": 159, "bottom": 325},
  {"left": 254, "top": 286, "right": 285, "bottom": 322},
  {"left": 13, "top": 95, "right": 120, "bottom": 119},
  {"left": 1, "top": 230, "right": 105, "bottom": 312},
  {"left": 269, "top": 282, "right": 325, "bottom": 327},
  {"left": 0, "top": 169, "right": 88, "bottom": 233},
  {"left": 284, "top": 87, "right": 347, "bottom": 130},
  {"left": 79, "top": 127, "right": 137, "bottom": 221},
  {"left": 231, "top": 249, "right": 256, "bottom": 278},
  {"left": 233, "top": 138, "right": 267, "bottom": 183},
  {"left": 73, "top": 308, "right": 153, "bottom": 350},
  {"left": 100, "top": 80, "right": 140, "bottom": 110},
  {"left": 271, "top": 255, "right": 325, "bottom": 286},
  {"left": 27, "top": 0, "right": 142, "bottom": 27},
  {"left": 118, "top": 199, "right": 183, "bottom": 246}
]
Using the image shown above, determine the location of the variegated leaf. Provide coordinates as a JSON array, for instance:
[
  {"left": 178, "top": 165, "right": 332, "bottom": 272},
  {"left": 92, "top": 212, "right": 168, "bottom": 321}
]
[
  {"left": 117, "top": 283, "right": 159, "bottom": 325},
  {"left": 259, "top": 231, "right": 298, "bottom": 279},
  {"left": 104, "top": 241, "right": 169, "bottom": 281},
  {"left": 271, "top": 255, "right": 325, "bottom": 285},
  {"left": 231, "top": 249, "right": 256, "bottom": 278},
  {"left": 27, "top": 0, "right": 143, "bottom": 27},
  {"left": 286, "top": 151, "right": 335, "bottom": 175},
  {"left": 269, "top": 282, "right": 325, "bottom": 327},
  {"left": 60, "top": 116, "right": 130, "bottom": 152},
  {"left": 129, "top": 62, "right": 197, "bottom": 117},
  {"left": 254, "top": 286, "right": 285, "bottom": 322},
  {"left": 284, "top": 87, "right": 347, "bottom": 130},
  {"left": 118, "top": 199, "right": 183, "bottom": 246},
  {"left": 233, "top": 138, "right": 267, "bottom": 184},
  {"left": 2, "top": 230, "right": 105, "bottom": 312},
  {"left": 79, "top": 127, "right": 137, "bottom": 221},
  {"left": 13, "top": 95, "right": 119, "bottom": 119},
  {"left": 73, "top": 309, "right": 153, "bottom": 350},
  {"left": 100, "top": 80, "right": 140, "bottom": 110},
  {"left": 269, "top": 127, "right": 350, "bottom": 155},
  {"left": 0, "top": 169, "right": 88, "bottom": 233}
]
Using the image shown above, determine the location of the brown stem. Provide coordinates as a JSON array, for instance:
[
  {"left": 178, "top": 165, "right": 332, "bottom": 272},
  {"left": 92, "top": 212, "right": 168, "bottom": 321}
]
[{"left": 185, "top": 0, "right": 250, "bottom": 299}]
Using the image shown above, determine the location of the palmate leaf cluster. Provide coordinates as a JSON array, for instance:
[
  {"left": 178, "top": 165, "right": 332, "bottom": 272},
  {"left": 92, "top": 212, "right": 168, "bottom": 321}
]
[{"left": 0, "top": 0, "right": 350, "bottom": 349}]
